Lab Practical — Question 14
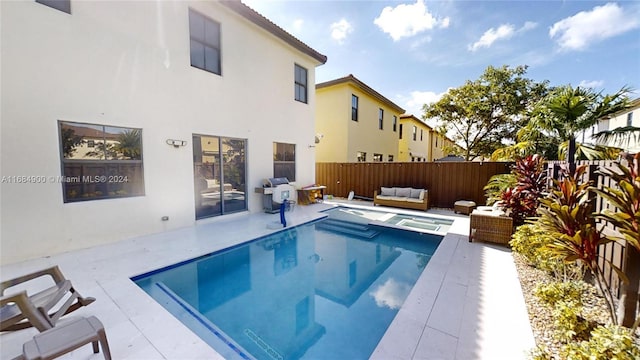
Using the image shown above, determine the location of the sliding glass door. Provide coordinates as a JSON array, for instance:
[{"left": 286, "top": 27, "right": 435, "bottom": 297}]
[{"left": 193, "top": 134, "right": 247, "bottom": 219}]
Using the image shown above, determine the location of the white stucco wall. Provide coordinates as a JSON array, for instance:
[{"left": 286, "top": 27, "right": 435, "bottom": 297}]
[{"left": 0, "top": 0, "right": 323, "bottom": 264}]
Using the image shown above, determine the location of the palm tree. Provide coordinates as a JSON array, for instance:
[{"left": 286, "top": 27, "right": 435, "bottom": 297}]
[
  {"left": 535, "top": 85, "right": 630, "bottom": 173},
  {"left": 115, "top": 129, "right": 142, "bottom": 160}
]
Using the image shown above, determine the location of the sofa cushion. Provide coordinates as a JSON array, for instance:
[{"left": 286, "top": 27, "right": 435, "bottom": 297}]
[
  {"left": 390, "top": 196, "right": 408, "bottom": 201},
  {"left": 406, "top": 197, "right": 424, "bottom": 203},
  {"left": 395, "top": 187, "right": 412, "bottom": 197},
  {"left": 419, "top": 189, "right": 426, "bottom": 200},
  {"left": 376, "top": 195, "right": 394, "bottom": 200},
  {"left": 380, "top": 187, "right": 396, "bottom": 196},
  {"left": 409, "top": 188, "right": 422, "bottom": 199}
]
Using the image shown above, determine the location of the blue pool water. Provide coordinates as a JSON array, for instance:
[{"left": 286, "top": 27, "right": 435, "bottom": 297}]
[{"left": 133, "top": 210, "right": 442, "bottom": 360}]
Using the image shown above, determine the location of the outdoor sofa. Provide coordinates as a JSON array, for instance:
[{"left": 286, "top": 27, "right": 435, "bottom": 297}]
[{"left": 373, "top": 187, "right": 429, "bottom": 211}]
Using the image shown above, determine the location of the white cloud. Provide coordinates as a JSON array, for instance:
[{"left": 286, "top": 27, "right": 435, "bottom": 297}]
[
  {"left": 549, "top": 3, "right": 640, "bottom": 51},
  {"left": 292, "top": 19, "right": 304, "bottom": 33},
  {"left": 399, "top": 90, "right": 446, "bottom": 117},
  {"left": 330, "top": 18, "right": 353, "bottom": 44},
  {"left": 468, "top": 24, "right": 515, "bottom": 52},
  {"left": 374, "top": 0, "right": 449, "bottom": 41},
  {"left": 440, "top": 17, "right": 451, "bottom": 29},
  {"left": 369, "top": 278, "right": 411, "bottom": 310},
  {"left": 578, "top": 80, "right": 604, "bottom": 89},
  {"left": 468, "top": 21, "right": 537, "bottom": 52},
  {"left": 520, "top": 21, "right": 538, "bottom": 32}
]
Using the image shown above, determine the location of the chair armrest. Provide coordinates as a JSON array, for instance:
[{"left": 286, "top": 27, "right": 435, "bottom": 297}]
[
  {"left": 1, "top": 266, "right": 66, "bottom": 295},
  {"left": 1, "top": 290, "right": 54, "bottom": 331}
]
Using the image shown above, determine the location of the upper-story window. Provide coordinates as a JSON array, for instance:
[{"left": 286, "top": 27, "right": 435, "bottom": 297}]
[
  {"left": 294, "top": 64, "right": 308, "bottom": 103},
  {"left": 412, "top": 126, "right": 417, "bottom": 141},
  {"left": 189, "top": 9, "right": 221, "bottom": 75},
  {"left": 392, "top": 116, "right": 397, "bottom": 132},
  {"left": 399, "top": 124, "right": 403, "bottom": 139},
  {"left": 378, "top": 109, "right": 384, "bottom": 130},
  {"left": 59, "top": 121, "right": 144, "bottom": 203},
  {"left": 36, "top": 0, "right": 71, "bottom": 14},
  {"left": 420, "top": 129, "right": 423, "bottom": 141},
  {"left": 351, "top": 95, "right": 359, "bottom": 121},
  {"left": 627, "top": 112, "right": 634, "bottom": 126}
]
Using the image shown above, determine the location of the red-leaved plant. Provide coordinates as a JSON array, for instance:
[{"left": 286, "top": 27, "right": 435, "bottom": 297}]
[{"left": 500, "top": 154, "right": 547, "bottom": 226}]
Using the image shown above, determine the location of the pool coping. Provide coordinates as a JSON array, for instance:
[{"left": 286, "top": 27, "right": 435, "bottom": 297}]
[{"left": 0, "top": 202, "right": 534, "bottom": 359}]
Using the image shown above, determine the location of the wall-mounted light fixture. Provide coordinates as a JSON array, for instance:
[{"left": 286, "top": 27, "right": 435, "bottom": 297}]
[
  {"left": 166, "top": 139, "right": 187, "bottom": 148},
  {"left": 309, "top": 133, "right": 324, "bottom": 148}
]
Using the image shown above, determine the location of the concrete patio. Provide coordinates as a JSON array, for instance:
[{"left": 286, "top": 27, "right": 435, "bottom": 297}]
[{"left": 0, "top": 201, "right": 534, "bottom": 359}]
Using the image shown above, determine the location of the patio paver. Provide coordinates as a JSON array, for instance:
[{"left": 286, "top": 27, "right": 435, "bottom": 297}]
[{"left": 1, "top": 202, "right": 534, "bottom": 360}]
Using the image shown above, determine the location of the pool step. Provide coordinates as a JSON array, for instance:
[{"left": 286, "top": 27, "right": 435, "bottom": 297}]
[{"left": 315, "top": 218, "right": 380, "bottom": 239}]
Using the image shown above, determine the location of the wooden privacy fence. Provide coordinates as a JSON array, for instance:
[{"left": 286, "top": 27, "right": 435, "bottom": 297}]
[
  {"left": 315, "top": 162, "right": 513, "bottom": 209},
  {"left": 546, "top": 160, "right": 629, "bottom": 299}
]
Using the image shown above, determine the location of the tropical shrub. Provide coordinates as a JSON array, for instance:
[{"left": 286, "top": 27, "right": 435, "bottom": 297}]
[
  {"left": 500, "top": 154, "right": 547, "bottom": 226},
  {"left": 559, "top": 325, "right": 640, "bottom": 360},
  {"left": 534, "top": 281, "right": 586, "bottom": 308},
  {"left": 552, "top": 300, "right": 594, "bottom": 342},
  {"left": 483, "top": 173, "right": 516, "bottom": 205},
  {"left": 593, "top": 153, "right": 640, "bottom": 328},
  {"left": 536, "top": 165, "right": 618, "bottom": 324}
]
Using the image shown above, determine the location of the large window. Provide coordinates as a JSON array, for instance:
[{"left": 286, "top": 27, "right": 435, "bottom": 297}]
[
  {"left": 294, "top": 65, "right": 307, "bottom": 103},
  {"left": 189, "top": 9, "right": 221, "bottom": 75},
  {"left": 392, "top": 116, "right": 397, "bottom": 132},
  {"left": 412, "top": 126, "right": 417, "bottom": 141},
  {"left": 36, "top": 0, "right": 71, "bottom": 14},
  {"left": 351, "top": 95, "right": 359, "bottom": 121},
  {"left": 59, "top": 121, "right": 144, "bottom": 203},
  {"left": 273, "top": 142, "right": 296, "bottom": 181},
  {"left": 378, "top": 109, "right": 384, "bottom": 130}
]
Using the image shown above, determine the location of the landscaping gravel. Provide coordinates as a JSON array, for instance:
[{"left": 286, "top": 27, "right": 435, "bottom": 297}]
[{"left": 512, "top": 252, "right": 611, "bottom": 358}]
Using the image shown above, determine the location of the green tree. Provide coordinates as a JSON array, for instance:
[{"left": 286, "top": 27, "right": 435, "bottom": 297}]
[
  {"left": 61, "top": 128, "right": 84, "bottom": 158},
  {"left": 533, "top": 85, "right": 630, "bottom": 172},
  {"left": 424, "top": 65, "right": 549, "bottom": 161},
  {"left": 114, "top": 129, "right": 142, "bottom": 160}
]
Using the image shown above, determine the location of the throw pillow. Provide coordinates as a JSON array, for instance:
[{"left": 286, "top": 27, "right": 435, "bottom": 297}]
[
  {"left": 380, "top": 187, "right": 396, "bottom": 196},
  {"left": 395, "top": 187, "right": 411, "bottom": 197}
]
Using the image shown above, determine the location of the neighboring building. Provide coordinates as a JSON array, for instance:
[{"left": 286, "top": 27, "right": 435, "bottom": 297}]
[
  {"left": 315, "top": 75, "right": 405, "bottom": 162},
  {"left": 432, "top": 132, "right": 459, "bottom": 161},
  {"left": 0, "top": 0, "right": 326, "bottom": 264},
  {"left": 398, "top": 114, "right": 431, "bottom": 162},
  {"left": 398, "top": 114, "right": 460, "bottom": 161},
  {"left": 590, "top": 97, "right": 640, "bottom": 153}
]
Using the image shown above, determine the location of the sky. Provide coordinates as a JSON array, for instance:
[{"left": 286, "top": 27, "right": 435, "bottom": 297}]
[{"left": 243, "top": 0, "right": 640, "bottom": 119}]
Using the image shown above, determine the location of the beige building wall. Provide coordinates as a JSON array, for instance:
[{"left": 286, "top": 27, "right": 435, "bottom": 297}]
[
  {"left": 398, "top": 115, "right": 432, "bottom": 161},
  {"left": 594, "top": 98, "right": 640, "bottom": 153},
  {"left": 431, "top": 134, "right": 453, "bottom": 160},
  {"left": 1, "top": 0, "right": 325, "bottom": 264},
  {"left": 316, "top": 75, "right": 404, "bottom": 163}
]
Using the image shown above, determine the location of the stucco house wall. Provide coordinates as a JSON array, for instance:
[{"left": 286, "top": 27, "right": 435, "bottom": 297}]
[
  {"left": 315, "top": 75, "right": 404, "bottom": 163},
  {"left": 398, "top": 115, "right": 432, "bottom": 161},
  {"left": 0, "top": 0, "right": 325, "bottom": 264}
]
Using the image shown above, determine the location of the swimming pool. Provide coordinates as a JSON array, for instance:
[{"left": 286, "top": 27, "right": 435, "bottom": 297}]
[{"left": 133, "top": 210, "right": 443, "bottom": 360}]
